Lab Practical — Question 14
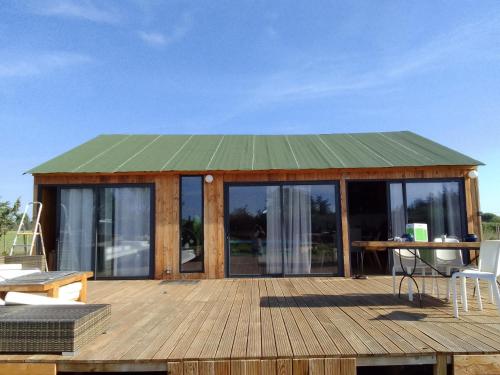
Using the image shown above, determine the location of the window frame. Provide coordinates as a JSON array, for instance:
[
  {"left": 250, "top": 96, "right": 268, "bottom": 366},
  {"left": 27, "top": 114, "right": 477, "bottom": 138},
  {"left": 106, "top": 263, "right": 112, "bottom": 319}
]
[
  {"left": 179, "top": 175, "right": 205, "bottom": 274},
  {"left": 223, "top": 180, "right": 343, "bottom": 278},
  {"left": 39, "top": 183, "right": 155, "bottom": 280}
]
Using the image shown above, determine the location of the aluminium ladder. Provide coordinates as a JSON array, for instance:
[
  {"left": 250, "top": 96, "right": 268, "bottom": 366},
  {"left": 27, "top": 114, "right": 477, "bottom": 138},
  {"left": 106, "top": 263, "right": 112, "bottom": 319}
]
[{"left": 9, "top": 202, "right": 48, "bottom": 270}]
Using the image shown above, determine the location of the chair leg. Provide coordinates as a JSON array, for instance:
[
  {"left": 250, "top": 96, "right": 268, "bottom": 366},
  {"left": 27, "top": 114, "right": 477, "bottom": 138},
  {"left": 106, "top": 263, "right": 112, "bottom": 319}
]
[
  {"left": 452, "top": 274, "right": 459, "bottom": 318},
  {"left": 431, "top": 269, "right": 435, "bottom": 296},
  {"left": 491, "top": 279, "right": 500, "bottom": 314},
  {"left": 392, "top": 267, "right": 396, "bottom": 296},
  {"left": 447, "top": 278, "right": 452, "bottom": 301},
  {"left": 489, "top": 281, "right": 494, "bottom": 303},
  {"left": 475, "top": 278, "right": 482, "bottom": 311},
  {"left": 407, "top": 267, "right": 413, "bottom": 301},
  {"left": 408, "top": 278, "right": 413, "bottom": 301},
  {"left": 422, "top": 268, "right": 426, "bottom": 295},
  {"left": 434, "top": 270, "right": 440, "bottom": 298},
  {"left": 461, "top": 276, "right": 468, "bottom": 312}
]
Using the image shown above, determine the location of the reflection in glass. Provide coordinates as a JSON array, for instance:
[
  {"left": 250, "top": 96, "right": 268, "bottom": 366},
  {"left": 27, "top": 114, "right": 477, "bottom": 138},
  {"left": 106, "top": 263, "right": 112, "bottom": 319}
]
[
  {"left": 58, "top": 188, "right": 95, "bottom": 272},
  {"left": 96, "top": 187, "right": 151, "bottom": 277},
  {"left": 228, "top": 185, "right": 279, "bottom": 276},
  {"left": 180, "top": 177, "right": 204, "bottom": 272},
  {"left": 227, "top": 184, "right": 338, "bottom": 276},
  {"left": 406, "top": 182, "right": 463, "bottom": 240}
]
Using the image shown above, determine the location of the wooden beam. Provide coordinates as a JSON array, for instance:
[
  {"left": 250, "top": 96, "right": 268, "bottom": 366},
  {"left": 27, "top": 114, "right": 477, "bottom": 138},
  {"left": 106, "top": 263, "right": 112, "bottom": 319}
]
[
  {"left": 0, "top": 363, "right": 56, "bottom": 375},
  {"left": 167, "top": 362, "right": 183, "bottom": 375},
  {"left": 340, "top": 176, "right": 351, "bottom": 277},
  {"left": 340, "top": 358, "right": 356, "bottom": 375},
  {"left": 434, "top": 354, "right": 447, "bottom": 375},
  {"left": 454, "top": 354, "right": 500, "bottom": 375}
]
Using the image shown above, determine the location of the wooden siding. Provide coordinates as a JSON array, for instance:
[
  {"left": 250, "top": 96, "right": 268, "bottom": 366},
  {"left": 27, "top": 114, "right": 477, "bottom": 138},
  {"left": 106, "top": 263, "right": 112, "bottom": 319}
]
[{"left": 33, "top": 165, "right": 480, "bottom": 279}]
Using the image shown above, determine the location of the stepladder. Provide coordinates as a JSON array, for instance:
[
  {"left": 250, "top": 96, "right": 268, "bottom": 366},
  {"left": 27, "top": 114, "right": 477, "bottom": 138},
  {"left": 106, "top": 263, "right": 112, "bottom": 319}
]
[{"left": 9, "top": 202, "right": 48, "bottom": 271}]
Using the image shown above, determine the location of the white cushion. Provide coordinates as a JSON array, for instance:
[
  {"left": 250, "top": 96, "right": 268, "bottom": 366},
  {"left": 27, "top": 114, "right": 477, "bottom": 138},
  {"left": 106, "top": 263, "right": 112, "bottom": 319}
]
[
  {"left": 0, "top": 264, "right": 22, "bottom": 270},
  {"left": 0, "top": 298, "right": 4, "bottom": 306},
  {"left": 59, "top": 282, "right": 83, "bottom": 301},
  {"left": 0, "top": 269, "right": 40, "bottom": 280},
  {"left": 5, "top": 292, "right": 84, "bottom": 305}
]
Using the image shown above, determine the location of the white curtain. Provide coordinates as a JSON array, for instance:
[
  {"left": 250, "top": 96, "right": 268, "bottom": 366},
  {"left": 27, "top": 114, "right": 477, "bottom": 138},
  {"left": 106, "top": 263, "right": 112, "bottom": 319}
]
[
  {"left": 284, "top": 186, "right": 312, "bottom": 274},
  {"left": 389, "top": 183, "right": 406, "bottom": 238},
  {"left": 111, "top": 187, "right": 150, "bottom": 277},
  {"left": 266, "top": 186, "right": 282, "bottom": 274},
  {"left": 58, "top": 188, "right": 94, "bottom": 271}
]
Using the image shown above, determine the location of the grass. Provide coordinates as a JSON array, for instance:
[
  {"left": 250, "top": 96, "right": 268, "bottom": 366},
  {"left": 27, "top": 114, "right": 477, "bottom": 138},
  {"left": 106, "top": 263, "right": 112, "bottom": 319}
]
[
  {"left": 483, "top": 222, "right": 500, "bottom": 240},
  {"left": 0, "top": 230, "right": 26, "bottom": 255}
]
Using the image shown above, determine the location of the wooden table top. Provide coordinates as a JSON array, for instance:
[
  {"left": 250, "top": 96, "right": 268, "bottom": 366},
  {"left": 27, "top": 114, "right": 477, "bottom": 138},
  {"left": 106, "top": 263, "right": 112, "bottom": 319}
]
[
  {"left": 0, "top": 271, "right": 93, "bottom": 292},
  {"left": 351, "top": 240, "right": 481, "bottom": 251}
]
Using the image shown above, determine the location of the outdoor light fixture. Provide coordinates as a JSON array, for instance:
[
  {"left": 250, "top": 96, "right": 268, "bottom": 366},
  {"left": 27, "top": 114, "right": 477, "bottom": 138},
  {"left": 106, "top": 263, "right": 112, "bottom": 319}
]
[
  {"left": 205, "top": 174, "right": 214, "bottom": 183},
  {"left": 468, "top": 170, "right": 479, "bottom": 179}
]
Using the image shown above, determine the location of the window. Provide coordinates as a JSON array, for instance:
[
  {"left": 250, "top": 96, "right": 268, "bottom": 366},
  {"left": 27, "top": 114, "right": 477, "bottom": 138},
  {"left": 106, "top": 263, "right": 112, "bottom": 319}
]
[
  {"left": 406, "top": 181, "right": 464, "bottom": 241},
  {"left": 96, "top": 187, "right": 151, "bottom": 278},
  {"left": 388, "top": 180, "right": 465, "bottom": 241},
  {"left": 57, "top": 185, "right": 153, "bottom": 279},
  {"left": 180, "top": 176, "right": 204, "bottom": 272},
  {"left": 226, "top": 183, "right": 340, "bottom": 276}
]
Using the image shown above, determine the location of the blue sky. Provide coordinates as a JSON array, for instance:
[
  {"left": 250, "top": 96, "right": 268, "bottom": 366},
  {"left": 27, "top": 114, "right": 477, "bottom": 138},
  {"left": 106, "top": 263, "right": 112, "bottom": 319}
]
[{"left": 0, "top": 1, "right": 499, "bottom": 213}]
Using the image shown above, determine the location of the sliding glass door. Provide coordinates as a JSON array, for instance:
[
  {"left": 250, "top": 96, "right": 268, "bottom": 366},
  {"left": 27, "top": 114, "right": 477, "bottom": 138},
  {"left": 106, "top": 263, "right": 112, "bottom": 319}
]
[
  {"left": 58, "top": 188, "right": 95, "bottom": 272},
  {"left": 405, "top": 181, "right": 464, "bottom": 241},
  {"left": 226, "top": 182, "right": 340, "bottom": 277},
  {"left": 388, "top": 180, "right": 465, "bottom": 240},
  {"left": 96, "top": 187, "right": 152, "bottom": 278},
  {"left": 57, "top": 185, "right": 153, "bottom": 279}
]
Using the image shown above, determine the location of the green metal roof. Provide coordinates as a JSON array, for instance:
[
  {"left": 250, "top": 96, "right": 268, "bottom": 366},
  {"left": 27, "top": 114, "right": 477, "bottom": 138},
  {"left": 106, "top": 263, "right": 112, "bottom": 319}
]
[{"left": 28, "top": 131, "right": 482, "bottom": 174}]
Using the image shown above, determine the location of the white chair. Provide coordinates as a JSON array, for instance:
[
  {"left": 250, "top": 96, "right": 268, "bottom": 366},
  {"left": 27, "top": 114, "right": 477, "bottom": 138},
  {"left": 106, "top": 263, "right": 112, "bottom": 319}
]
[
  {"left": 451, "top": 240, "right": 500, "bottom": 318},
  {"left": 392, "top": 248, "right": 431, "bottom": 301},
  {"left": 433, "top": 237, "right": 464, "bottom": 299}
]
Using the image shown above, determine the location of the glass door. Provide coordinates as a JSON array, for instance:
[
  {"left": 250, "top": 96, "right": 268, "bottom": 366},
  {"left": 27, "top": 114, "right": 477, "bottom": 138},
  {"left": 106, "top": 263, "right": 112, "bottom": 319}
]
[
  {"left": 96, "top": 187, "right": 151, "bottom": 278},
  {"left": 227, "top": 185, "right": 282, "bottom": 276},
  {"left": 226, "top": 183, "right": 340, "bottom": 277},
  {"left": 58, "top": 188, "right": 95, "bottom": 272},
  {"left": 57, "top": 185, "right": 153, "bottom": 278}
]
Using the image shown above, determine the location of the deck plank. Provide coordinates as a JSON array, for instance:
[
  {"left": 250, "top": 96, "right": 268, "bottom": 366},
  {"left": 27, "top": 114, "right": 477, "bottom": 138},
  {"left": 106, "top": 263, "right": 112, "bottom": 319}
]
[{"left": 1, "top": 276, "right": 500, "bottom": 372}]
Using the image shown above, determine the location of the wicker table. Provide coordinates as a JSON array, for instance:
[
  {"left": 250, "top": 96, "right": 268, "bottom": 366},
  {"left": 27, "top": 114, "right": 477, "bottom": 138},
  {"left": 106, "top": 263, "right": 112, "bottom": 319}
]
[
  {"left": 0, "top": 304, "right": 110, "bottom": 354},
  {"left": 0, "top": 271, "right": 93, "bottom": 302}
]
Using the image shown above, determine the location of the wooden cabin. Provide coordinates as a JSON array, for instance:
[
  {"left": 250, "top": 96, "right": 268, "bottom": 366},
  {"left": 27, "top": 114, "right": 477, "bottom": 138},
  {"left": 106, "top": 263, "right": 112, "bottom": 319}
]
[{"left": 29, "top": 131, "right": 483, "bottom": 280}]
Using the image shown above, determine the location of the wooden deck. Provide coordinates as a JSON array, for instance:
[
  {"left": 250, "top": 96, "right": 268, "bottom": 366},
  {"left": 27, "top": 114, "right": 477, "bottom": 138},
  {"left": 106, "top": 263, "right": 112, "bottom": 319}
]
[{"left": 2, "top": 276, "right": 500, "bottom": 374}]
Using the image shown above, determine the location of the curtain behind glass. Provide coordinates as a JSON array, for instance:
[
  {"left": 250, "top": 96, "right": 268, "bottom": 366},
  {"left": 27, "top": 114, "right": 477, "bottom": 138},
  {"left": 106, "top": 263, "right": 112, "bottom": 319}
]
[
  {"left": 406, "top": 182, "right": 462, "bottom": 240},
  {"left": 283, "top": 185, "right": 312, "bottom": 275},
  {"left": 58, "top": 188, "right": 94, "bottom": 272},
  {"left": 389, "top": 183, "right": 406, "bottom": 238},
  {"left": 266, "top": 186, "right": 282, "bottom": 274},
  {"left": 107, "top": 187, "right": 150, "bottom": 277}
]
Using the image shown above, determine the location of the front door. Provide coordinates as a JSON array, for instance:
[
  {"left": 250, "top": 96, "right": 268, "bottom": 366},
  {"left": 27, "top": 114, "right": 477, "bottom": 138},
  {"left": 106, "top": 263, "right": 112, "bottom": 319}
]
[{"left": 225, "top": 182, "right": 341, "bottom": 277}]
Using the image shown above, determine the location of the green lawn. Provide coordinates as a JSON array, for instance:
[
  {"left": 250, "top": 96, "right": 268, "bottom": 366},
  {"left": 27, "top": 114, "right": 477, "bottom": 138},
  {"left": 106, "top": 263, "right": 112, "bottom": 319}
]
[{"left": 1, "top": 231, "right": 21, "bottom": 255}]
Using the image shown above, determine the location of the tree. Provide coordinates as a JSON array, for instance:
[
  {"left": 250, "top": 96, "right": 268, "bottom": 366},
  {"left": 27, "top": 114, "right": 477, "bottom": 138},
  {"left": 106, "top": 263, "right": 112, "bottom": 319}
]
[
  {"left": 0, "top": 198, "right": 22, "bottom": 244},
  {"left": 481, "top": 212, "right": 500, "bottom": 223}
]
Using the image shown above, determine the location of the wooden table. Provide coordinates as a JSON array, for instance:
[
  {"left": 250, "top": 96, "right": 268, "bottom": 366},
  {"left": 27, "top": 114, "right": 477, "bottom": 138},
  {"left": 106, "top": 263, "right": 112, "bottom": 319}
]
[
  {"left": 352, "top": 240, "right": 481, "bottom": 251},
  {"left": 0, "top": 271, "right": 93, "bottom": 302}
]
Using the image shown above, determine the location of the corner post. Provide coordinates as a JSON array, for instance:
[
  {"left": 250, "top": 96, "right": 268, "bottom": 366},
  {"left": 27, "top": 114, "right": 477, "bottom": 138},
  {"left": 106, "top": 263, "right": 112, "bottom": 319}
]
[{"left": 340, "top": 175, "right": 351, "bottom": 277}]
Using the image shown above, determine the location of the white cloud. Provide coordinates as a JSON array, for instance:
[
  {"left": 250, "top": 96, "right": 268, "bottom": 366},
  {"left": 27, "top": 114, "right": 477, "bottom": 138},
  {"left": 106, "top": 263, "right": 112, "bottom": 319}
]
[
  {"left": 251, "top": 14, "right": 500, "bottom": 104},
  {"left": 34, "top": 0, "right": 120, "bottom": 24},
  {"left": 0, "top": 52, "right": 93, "bottom": 78},
  {"left": 138, "top": 13, "right": 193, "bottom": 47},
  {"left": 138, "top": 31, "right": 167, "bottom": 47}
]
